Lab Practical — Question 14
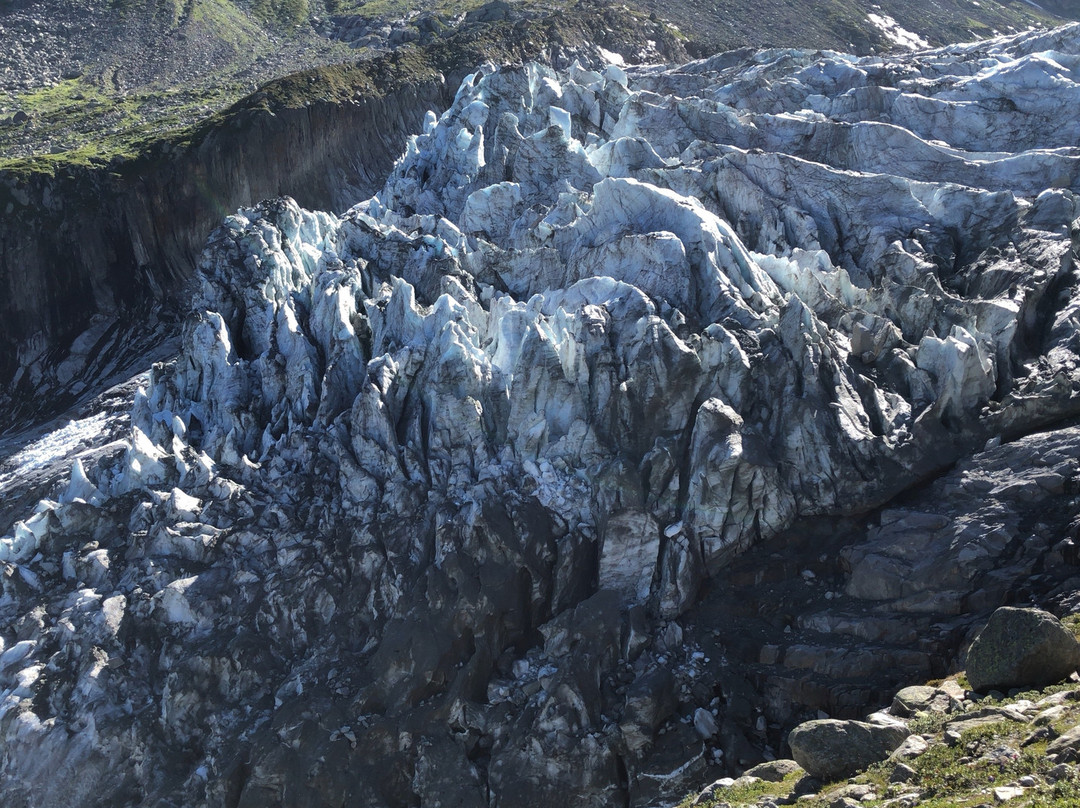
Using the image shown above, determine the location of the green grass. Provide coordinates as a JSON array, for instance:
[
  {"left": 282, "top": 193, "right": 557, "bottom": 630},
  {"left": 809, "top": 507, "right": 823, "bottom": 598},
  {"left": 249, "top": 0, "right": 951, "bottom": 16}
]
[
  {"left": 914, "top": 722, "right": 1041, "bottom": 798},
  {"left": 1029, "top": 776, "right": 1080, "bottom": 808},
  {"left": 0, "top": 78, "right": 251, "bottom": 175},
  {"left": 680, "top": 677, "right": 1080, "bottom": 808},
  {"left": 907, "top": 709, "right": 951, "bottom": 735},
  {"left": 251, "top": 0, "right": 309, "bottom": 27},
  {"left": 677, "top": 770, "right": 805, "bottom": 808},
  {"left": 188, "top": 0, "right": 270, "bottom": 43},
  {"left": 329, "top": 0, "right": 486, "bottom": 17},
  {"left": 1060, "top": 614, "right": 1080, "bottom": 638}
]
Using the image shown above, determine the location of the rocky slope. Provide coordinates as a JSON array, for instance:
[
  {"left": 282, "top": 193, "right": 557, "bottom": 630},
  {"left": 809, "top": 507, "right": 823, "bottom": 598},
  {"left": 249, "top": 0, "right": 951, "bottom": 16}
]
[
  {"left": 688, "top": 608, "right": 1080, "bottom": 808},
  {"left": 3, "top": 20, "right": 1080, "bottom": 808},
  {"left": 689, "top": 677, "right": 1080, "bottom": 808},
  {"left": 636, "top": 0, "right": 1073, "bottom": 57}
]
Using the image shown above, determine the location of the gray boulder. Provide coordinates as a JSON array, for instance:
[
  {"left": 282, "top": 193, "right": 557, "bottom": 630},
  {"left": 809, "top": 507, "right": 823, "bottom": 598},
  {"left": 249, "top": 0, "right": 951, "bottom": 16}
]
[
  {"left": 965, "top": 607, "right": 1080, "bottom": 693},
  {"left": 742, "top": 759, "right": 803, "bottom": 782},
  {"left": 891, "top": 685, "right": 956, "bottom": 716},
  {"left": 787, "top": 719, "right": 910, "bottom": 781},
  {"left": 1047, "top": 726, "right": 1080, "bottom": 762}
]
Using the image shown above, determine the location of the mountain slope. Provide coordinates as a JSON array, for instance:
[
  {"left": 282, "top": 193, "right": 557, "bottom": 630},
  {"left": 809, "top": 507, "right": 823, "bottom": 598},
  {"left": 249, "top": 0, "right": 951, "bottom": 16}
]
[
  {"left": 636, "top": 0, "right": 1077, "bottom": 56},
  {"left": 0, "top": 0, "right": 1073, "bottom": 163}
]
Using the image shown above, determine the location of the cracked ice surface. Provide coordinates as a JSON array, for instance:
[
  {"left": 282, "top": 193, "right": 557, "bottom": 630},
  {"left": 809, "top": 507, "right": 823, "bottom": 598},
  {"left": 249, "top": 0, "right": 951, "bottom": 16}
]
[
  {"left": 1, "top": 412, "right": 111, "bottom": 476},
  {"left": 3, "top": 24, "right": 1080, "bottom": 808}
]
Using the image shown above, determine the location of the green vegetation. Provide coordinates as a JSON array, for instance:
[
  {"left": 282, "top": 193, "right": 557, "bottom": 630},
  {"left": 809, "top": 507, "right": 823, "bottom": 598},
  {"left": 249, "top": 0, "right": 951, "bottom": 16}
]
[
  {"left": 0, "top": 76, "right": 251, "bottom": 176},
  {"left": 328, "top": 0, "right": 485, "bottom": 17},
  {"left": 907, "top": 709, "right": 951, "bottom": 736},
  {"left": 251, "top": 0, "right": 309, "bottom": 28},
  {"left": 676, "top": 770, "right": 805, "bottom": 808},
  {"left": 683, "top": 676, "right": 1080, "bottom": 808},
  {"left": 1061, "top": 614, "right": 1080, "bottom": 638},
  {"left": 913, "top": 722, "right": 1042, "bottom": 802},
  {"left": 189, "top": 0, "right": 269, "bottom": 44}
]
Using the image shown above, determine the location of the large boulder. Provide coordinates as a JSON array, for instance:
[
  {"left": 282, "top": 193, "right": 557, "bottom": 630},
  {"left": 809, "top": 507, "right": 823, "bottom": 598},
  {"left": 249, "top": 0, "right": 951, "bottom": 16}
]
[
  {"left": 742, "top": 759, "right": 803, "bottom": 782},
  {"left": 965, "top": 607, "right": 1080, "bottom": 693},
  {"left": 1047, "top": 725, "right": 1080, "bottom": 762},
  {"left": 891, "top": 685, "right": 958, "bottom": 716},
  {"left": 787, "top": 719, "right": 910, "bottom": 781}
]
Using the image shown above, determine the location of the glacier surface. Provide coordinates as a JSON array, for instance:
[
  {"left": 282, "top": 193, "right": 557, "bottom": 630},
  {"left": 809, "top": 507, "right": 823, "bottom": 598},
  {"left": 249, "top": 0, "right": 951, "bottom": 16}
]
[{"left": 2, "top": 23, "right": 1080, "bottom": 808}]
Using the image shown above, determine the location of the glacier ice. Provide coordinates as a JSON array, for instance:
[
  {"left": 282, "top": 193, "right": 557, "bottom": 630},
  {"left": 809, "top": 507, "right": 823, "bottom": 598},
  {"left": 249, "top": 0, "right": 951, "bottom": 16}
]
[{"left": 2, "top": 22, "right": 1080, "bottom": 808}]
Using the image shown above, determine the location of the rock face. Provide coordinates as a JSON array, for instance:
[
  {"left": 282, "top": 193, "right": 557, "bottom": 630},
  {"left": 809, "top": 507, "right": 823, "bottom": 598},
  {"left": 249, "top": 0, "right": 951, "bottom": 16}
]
[
  {"left": 0, "top": 77, "right": 449, "bottom": 430},
  {"left": 1047, "top": 724, "right": 1080, "bottom": 761},
  {"left": 2, "top": 23, "right": 1080, "bottom": 808},
  {"left": 965, "top": 607, "right": 1080, "bottom": 692},
  {"left": 787, "top": 718, "right": 910, "bottom": 780}
]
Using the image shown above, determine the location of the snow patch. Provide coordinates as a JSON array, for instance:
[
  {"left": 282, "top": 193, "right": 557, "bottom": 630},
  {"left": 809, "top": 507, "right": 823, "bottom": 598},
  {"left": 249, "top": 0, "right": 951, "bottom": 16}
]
[
  {"left": 2, "top": 412, "right": 110, "bottom": 476},
  {"left": 596, "top": 47, "right": 626, "bottom": 67},
  {"left": 868, "top": 13, "right": 930, "bottom": 50}
]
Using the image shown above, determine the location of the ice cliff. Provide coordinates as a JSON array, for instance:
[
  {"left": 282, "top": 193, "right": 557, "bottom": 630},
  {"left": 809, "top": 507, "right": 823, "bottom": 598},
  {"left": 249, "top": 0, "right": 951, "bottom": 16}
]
[{"left": 3, "top": 24, "right": 1080, "bottom": 808}]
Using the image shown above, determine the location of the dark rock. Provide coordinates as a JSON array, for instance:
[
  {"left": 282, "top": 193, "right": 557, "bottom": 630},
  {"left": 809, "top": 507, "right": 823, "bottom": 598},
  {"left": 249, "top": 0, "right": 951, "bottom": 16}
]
[
  {"left": 619, "top": 667, "right": 677, "bottom": 753},
  {"left": 1048, "top": 762, "right": 1076, "bottom": 781},
  {"left": 1022, "top": 726, "right": 1058, "bottom": 746},
  {"left": 1047, "top": 726, "right": 1080, "bottom": 762},
  {"left": 944, "top": 704, "right": 1031, "bottom": 735},
  {"left": 890, "top": 762, "right": 916, "bottom": 783},
  {"left": 464, "top": 0, "right": 513, "bottom": 25},
  {"left": 787, "top": 719, "right": 910, "bottom": 781},
  {"left": 965, "top": 607, "right": 1080, "bottom": 692},
  {"left": 791, "top": 774, "right": 824, "bottom": 797}
]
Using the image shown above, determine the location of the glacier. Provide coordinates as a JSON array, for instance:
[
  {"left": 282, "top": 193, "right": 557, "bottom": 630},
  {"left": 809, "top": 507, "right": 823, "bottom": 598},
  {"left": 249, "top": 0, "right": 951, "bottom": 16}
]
[{"left": 2, "top": 23, "right": 1080, "bottom": 808}]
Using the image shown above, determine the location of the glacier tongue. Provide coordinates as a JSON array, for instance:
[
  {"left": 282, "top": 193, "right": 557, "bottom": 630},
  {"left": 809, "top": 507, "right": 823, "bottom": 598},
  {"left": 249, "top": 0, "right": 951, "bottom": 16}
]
[{"left": 4, "top": 24, "right": 1080, "bottom": 808}]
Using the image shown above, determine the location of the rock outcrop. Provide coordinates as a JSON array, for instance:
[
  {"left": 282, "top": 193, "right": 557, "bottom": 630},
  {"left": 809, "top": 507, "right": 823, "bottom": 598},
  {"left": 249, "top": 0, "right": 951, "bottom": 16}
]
[
  {"left": 704, "top": 674, "right": 1080, "bottom": 806},
  {"left": 3, "top": 22, "right": 1080, "bottom": 808}
]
